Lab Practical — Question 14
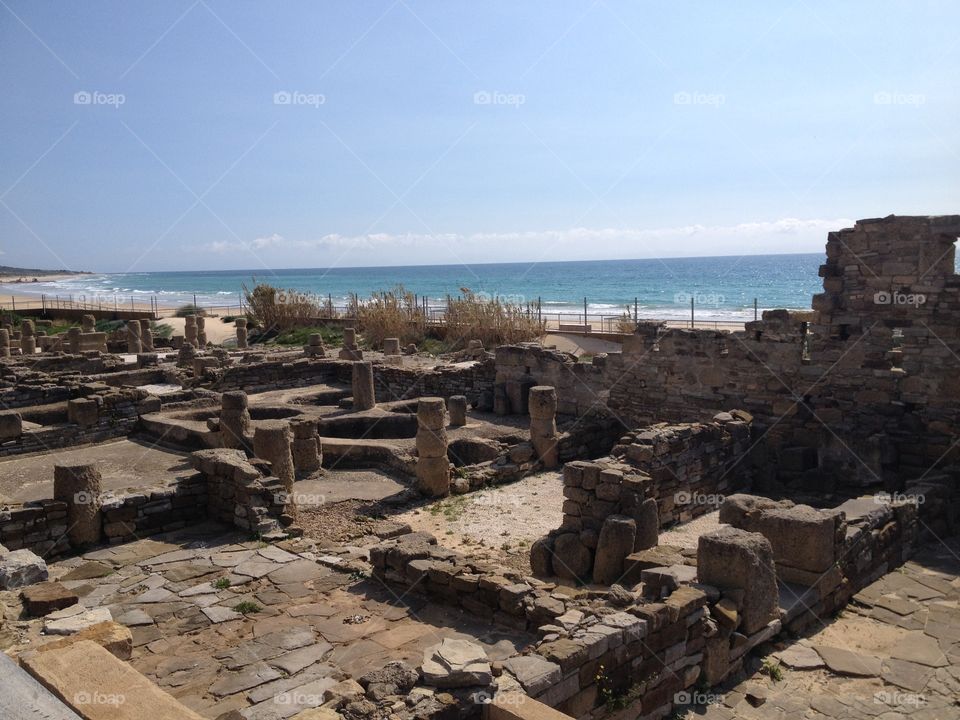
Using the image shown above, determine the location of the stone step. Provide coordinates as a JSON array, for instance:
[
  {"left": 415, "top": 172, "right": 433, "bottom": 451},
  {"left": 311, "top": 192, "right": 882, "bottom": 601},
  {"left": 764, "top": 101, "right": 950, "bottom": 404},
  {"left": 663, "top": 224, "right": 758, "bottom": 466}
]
[
  {"left": 20, "top": 639, "right": 205, "bottom": 720},
  {"left": 0, "top": 651, "right": 81, "bottom": 720}
]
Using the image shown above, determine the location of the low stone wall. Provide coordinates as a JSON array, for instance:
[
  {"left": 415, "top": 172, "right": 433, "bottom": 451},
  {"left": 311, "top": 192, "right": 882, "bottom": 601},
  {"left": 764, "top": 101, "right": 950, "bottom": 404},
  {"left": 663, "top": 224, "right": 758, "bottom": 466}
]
[
  {"left": 0, "top": 388, "right": 160, "bottom": 457},
  {"left": 332, "top": 358, "right": 497, "bottom": 407},
  {"left": 208, "top": 357, "right": 339, "bottom": 392},
  {"left": 101, "top": 477, "right": 208, "bottom": 544}
]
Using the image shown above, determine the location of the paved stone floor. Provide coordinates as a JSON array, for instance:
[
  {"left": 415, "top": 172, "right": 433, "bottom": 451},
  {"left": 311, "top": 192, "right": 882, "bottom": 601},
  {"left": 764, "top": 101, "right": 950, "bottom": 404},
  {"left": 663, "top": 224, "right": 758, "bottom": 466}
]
[
  {"left": 3, "top": 522, "right": 531, "bottom": 720},
  {"left": 0, "top": 438, "right": 192, "bottom": 503},
  {"left": 679, "top": 538, "right": 960, "bottom": 720}
]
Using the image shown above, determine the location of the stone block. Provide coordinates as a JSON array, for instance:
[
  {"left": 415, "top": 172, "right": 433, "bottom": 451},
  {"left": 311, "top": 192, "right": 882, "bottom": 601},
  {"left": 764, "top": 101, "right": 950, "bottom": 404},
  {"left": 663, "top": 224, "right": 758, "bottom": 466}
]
[{"left": 593, "top": 515, "right": 636, "bottom": 585}]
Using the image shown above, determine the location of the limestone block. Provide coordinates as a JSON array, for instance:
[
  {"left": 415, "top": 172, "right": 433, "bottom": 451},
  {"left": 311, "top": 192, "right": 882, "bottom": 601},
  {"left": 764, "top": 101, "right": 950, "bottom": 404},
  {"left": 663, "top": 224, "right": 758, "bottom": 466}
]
[
  {"left": 0, "top": 410, "right": 23, "bottom": 440},
  {"left": 67, "top": 398, "right": 99, "bottom": 428},
  {"left": 0, "top": 549, "right": 49, "bottom": 589},
  {"left": 383, "top": 338, "right": 401, "bottom": 355},
  {"left": 593, "top": 515, "right": 637, "bottom": 585},
  {"left": 551, "top": 532, "right": 591, "bottom": 582},
  {"left": 253, "top": 421, "right": 295, "bottom": 492},
  {"left": 351, "top": 361, "right": 376, "bottom": 411},
  {"left": 698, "top": 527, "right": 778, "bottom": 634},
  {"left": 447, "top": 395, "right": 468, "bottom": 426},
  {"left": 290, "top": 418, "right": 321, "bottom": 473},
  {"left": 633, "top": 497, "right": 660, "bottom": 551},
  {"left": 416, "top": 456, "right": 450, "bottom": 497},
  {"left": 417, "top": 397, "right": 447, "bottom": 430}
]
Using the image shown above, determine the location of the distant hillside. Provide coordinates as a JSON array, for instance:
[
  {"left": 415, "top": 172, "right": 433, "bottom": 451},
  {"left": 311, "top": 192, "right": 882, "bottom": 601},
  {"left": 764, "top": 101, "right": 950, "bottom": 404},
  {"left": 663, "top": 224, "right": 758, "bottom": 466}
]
[{"left": 0, "top": 266, "right": 88, "bottom": 276}]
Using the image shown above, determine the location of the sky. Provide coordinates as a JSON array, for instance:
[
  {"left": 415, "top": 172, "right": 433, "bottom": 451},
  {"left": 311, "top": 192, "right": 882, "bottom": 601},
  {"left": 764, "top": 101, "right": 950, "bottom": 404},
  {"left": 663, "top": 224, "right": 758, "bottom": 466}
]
[{"left": 0, "top": 1, "right": 957, "bottom": 273}]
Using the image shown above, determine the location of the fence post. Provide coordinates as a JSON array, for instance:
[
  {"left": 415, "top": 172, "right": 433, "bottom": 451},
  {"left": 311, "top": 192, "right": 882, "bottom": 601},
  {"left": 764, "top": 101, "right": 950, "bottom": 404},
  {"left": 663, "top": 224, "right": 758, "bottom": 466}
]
[
  {"left": 690, "top": 296, "right": 695, "bottom": 328},
  {"left": 41, "top": 294, "right": 46, "bottom": 314},
  {"left": 635, "top": 297, "right": 638, "bottom": 322},
  {"left": 10, "top": 296, "right": 14, "bottom": 312},
  {"left": 583, "top": 297, "right": 588, "bottom": 333},
  {"left": 754, "top": 298, "right": 758, "bottom": 321}
]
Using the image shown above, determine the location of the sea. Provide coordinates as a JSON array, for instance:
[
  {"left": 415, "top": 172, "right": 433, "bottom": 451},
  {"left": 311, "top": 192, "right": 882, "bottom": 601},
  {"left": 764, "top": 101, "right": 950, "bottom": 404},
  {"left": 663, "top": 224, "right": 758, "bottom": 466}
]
[{"left": 2, "top": 254, "right": 824, "bottom": 323}]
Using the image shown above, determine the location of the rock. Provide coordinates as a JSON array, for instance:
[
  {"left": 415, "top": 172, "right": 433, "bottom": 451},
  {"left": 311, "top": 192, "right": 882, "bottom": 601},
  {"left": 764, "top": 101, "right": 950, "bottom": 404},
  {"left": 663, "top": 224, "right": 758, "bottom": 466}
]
[
  {"left": 881, "top": 658, "right": 935, "bottom": 692},
  {"left": 593, "top": 515, "right": 637, "bottom": 585},
  {"left": 773, "top": 644, "right": 824, "bottom": 670},
  {"left": 43, "top": 606, "right": 112, "bottom": 635},
  {"left": 552, "top": 533, "right": 591, "bottom": 582},
  {"left": 324, "top": 678, "right": 365, "bottom": 706},
  {"left": 502, "top": 655, "right": 561, "bottom": 696},
  {"left": 890, "top": 632, "right": 948, "bottom": 667},
  {"left": 607, "top": 584, "right": 634, "bottom": 607},
  {"left": 813, "top": 645, "right": 882, "bottom": 677},
  {"left": 360, "top": 660, "right": 420, "bottom": 700},
  {"left": 697, "top": 527, "right": 778, "bottom": 634},
  {"left": 202, "top": 606, "right": 242, "bottom": 624},
  {"left": 718, "top": 494, "right": 792, "bottom": 527},
  {"left": 529, "top": 536, "right": 554, "bottom": 578},
  {"left": 632, "top": 498, "right": 660, "bottom": 550},
  {"left": 21, "top": 582, "right": 78, "bottom": 616},
  {"left": 35, "top": 621, "right": 133, "bottom": 660},
  {"left": 421, "top": 638, "right": 492, "bottom": 688},
  {"left": 0, "top": 549, "right": 48, "bottom": 589}
]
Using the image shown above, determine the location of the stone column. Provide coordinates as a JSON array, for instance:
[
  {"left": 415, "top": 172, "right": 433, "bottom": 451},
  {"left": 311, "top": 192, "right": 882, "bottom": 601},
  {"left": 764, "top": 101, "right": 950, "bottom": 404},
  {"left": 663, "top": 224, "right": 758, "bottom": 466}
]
[
  {"left": 528, "top": 386, "right": 559, "bottom": 468},
  {"left": 53, "top": 464, "right": 103, "bottom": 548},
  {"left": 81, "top": 314, "right": 96, "bottom": 333},
  {"left": 184, "top": 315, "right": 198, "bottom": 346},
  {"left": 338, "top": 327, "right": 363, "bottom": 360},
  {"left": 383, "top": 338, "right": 401, "bottom": 356},
  {"left": 67, "top": 327, "right": 82, "bottom": 354},
  {"left": 448, "top": 396, "right": 468, "bottom": 427},
  {"left": 220, "top": 391, "right": 251, "bottom": 450},
  {"left": 20, "top": 320, "right": 36, "bottom": 355},
  {"left": 304, "top": 333, "right": 325, "bottom": 357},
  {"left": 126, "top": 320, "right": 142, "bottom": 353},
  {"left": 196, "top": 315, "right": 207, "bottom": 347},
  {"left": 290, "top": 418, "right": 322, "bottom": 474},
  {"left": 139, "top": 318, "right": 154, "bottom": 351},
  {"left": 352, "top": 361, "right": 376, "bottom": 411},
  {"left": 416, "top": 398, "right": 450, "bottom": 497},
  {"left": 235, "top": 317, "right": 248, "bottom": 349},
  {"left": 253, "top": 421, "right": 295, "bottom": 494},
  {"left": 0, "top": 411, "right": 22, "bottom": 440},
  {"left": 0, "top": 328, "right": 10, "bottom": 357},
  {"left": 593, "top": 515, "right": 637, "bottom": 585},
  {"left": 177, "top": 341, "right": 197, "bottom": 368}
]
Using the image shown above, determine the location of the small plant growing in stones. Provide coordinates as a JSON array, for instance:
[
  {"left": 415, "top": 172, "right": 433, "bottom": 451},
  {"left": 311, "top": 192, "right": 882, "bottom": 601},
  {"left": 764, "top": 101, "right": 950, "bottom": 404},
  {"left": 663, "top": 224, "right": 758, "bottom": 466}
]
[
  {"left": 213, "top": 577, "right": 230, "bottom": 590},
  {"left": 760, "top": 657, "right": 783, "bottom": 682},
  {"left": 233, "top": 601, "right": 261, "bottom": 614}
]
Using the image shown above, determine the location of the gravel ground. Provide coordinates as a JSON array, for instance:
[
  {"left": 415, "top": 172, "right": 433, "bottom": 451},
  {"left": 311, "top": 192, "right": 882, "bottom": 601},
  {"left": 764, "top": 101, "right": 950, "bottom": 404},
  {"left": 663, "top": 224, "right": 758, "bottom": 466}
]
[{"left": 658, "top": 509, "right": 723, "bottom": 550}]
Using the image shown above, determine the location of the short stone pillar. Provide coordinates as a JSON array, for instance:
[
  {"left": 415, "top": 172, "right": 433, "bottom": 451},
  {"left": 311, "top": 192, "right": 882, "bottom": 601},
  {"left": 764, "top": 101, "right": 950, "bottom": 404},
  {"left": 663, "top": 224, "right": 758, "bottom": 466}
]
[
  {"left": 177, "top": 341, "right": 197, "bottom": 368},
  {"left": 126, "top": 320, "right": 142, "bottom": 353},
  {"left": 352, "top": 361, "right": 376, "bottom": 411},
  {"left": 416, "top": 398, "right": 450, "bottom": 497},
  {"left": 67, "top": 327, "right": 82, "bottom": 354},
  {"left": 290, "top": 418, "right": 322, "bottom": 474},
  {"left": 528, "top": 386, "right": 559, "bottom": 469},
  {"left": 67, "top": 398, "right": 99, "bottom": 427},
  {"left": 20, "top": 320, "right": 36, "bottom": 355},
  {"left": 0, "top": 410, "right": 23, "bottom": 440},
  {"left": 235, "top": 317, "right": 248, "bottom": 349},
  {"left": 383, "top": 338, "right": 401, "bottom": 356},
  {"left": 253, "top": 421, "right": 295, "bottom": 493},
  {"left": 196, "top": 315, "right": 207, "bottom": 347},
  {"left": 448, "top": 396, "right": 468, "bottom": 427},
  {"left": 304, "top": 333, "right": 325, "bottom": 357},
  {"left": 184, "top": 315, "right": 199, "bottom": 346},
  {"left": 81, "top": 314, "right": 96, "bottom": 333},
  {"left": 698, "top": 527, "right": 779, "bottom": 634},
  {"left": 338, "top": 327, "right": 363, "bottom": 360},
  {"left": 136, "top": 353, "right": 159, "bottom": 368},
  {"left": 593, "top": 515, "right": 637, "bottom": 585},
  {"left": 139, "top": 318, "right": 154, "bottom": 351},
  {"left": 0, "top": 328, "right": 12, "bottom": 357},
  {"left": 220, "top": 391, "right": 251, "bottom": 450},
  {"left": 53, "top": 464, "right": 103, "bottom": 548}
]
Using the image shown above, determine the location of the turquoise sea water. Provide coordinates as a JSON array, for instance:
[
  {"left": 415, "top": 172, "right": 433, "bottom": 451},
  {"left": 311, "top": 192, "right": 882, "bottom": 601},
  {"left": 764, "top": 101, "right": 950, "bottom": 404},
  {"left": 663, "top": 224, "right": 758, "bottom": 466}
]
[{"left": 2, "top": 254, "right": 823, "bottom": 322}]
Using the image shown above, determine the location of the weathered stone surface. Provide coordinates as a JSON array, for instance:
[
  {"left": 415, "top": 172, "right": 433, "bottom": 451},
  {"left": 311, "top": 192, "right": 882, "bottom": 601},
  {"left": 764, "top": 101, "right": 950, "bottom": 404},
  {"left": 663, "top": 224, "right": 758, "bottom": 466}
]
[
  {"left": 698, "top": 527, "right": 778, "bottom": 634},
  {"left": 0, "top": 410, "right": 22, "bottom": 440},
  {"left": 360, "top": 660, "right": 420, "bottom": 700},
  {"left": 447, "top": 396, "right": 468, "bottom": 427},
  {"left": 352, "top": 361, "right": 376, "bottom": 411},
  {"left": 421, "top": 638, "right": 491, "bottom": 688},
  {"left": 551, "top": 533, "right": 591, "bottom": 582},
  {"left": 813, "top": 645, "right": 882, "bottom": 677},
  {"left": 44, "top": 606, "right": 112, "bottom": 635},
  {"left": 23, "top": 640, "right": 205, "bottom": 719},
  {"left": 503, "top": 655, "right": 561, "bottom": 696},
  {"left": 22, "top": 582, "right": 79, "bottom": 616},
  {"left": 529, "top": 536, "right": 554, "bottom": 578},
  {"left": 593, "top": 515, "right": 636, "bottom": 585},
  {"left": 773, "top": 644, "right": 824, "bottom": 669},
  {"left": 632, "top": 497, "right": 659, "bottom": 551},
  {"left": 36, "top": 621, "right": 133, "bottom": 660},
  {"left": 0, "top": 547, "right": 49, "bottom": 590},
  {"left": 53, "top": 464, "right": 103, "bottom": 548}
]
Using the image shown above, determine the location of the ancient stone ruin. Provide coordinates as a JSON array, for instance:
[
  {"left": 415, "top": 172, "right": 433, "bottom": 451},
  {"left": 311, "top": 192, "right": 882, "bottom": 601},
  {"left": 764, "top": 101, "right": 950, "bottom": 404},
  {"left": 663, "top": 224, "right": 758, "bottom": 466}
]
[{"left": 0, "top": 215, "right": 957, "bottom": 720}]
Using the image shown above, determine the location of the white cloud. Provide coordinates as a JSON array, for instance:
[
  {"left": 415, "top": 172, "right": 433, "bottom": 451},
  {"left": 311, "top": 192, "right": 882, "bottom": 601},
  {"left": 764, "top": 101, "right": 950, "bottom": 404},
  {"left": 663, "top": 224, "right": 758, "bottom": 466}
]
[{"left": 196, "top": 217, "right": 853, "bottom": 264}]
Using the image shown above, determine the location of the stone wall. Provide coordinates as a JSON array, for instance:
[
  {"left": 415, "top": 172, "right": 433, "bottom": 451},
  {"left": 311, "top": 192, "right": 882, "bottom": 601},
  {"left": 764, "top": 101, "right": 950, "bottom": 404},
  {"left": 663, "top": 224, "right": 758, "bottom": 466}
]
[
  {"left": 333, "top": 358, "right": 497, "bottom": 407},
  {"left": 0, "top": 388, "right": 160, "bottom": 457}
]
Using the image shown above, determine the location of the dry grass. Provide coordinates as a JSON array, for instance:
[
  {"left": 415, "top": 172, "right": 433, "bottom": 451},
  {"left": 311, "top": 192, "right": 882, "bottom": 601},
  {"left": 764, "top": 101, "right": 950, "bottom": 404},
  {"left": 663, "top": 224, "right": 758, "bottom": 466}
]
[
  {"left": 443, "top": 290, "right": 544, "bottom": 347},
  {"left": 243, "top": 283, "right": 324, "bottom": 332},
  {"left": 357, "top": 286, "right": 426, "bottom": 349}
]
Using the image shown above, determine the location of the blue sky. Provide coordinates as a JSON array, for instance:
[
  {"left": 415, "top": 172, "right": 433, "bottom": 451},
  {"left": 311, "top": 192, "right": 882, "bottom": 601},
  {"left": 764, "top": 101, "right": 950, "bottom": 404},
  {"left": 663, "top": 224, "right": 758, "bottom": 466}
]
[{"left": 0, "top": 1, "right": 957, "bottom": 272}]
